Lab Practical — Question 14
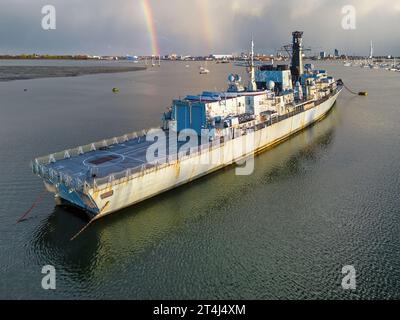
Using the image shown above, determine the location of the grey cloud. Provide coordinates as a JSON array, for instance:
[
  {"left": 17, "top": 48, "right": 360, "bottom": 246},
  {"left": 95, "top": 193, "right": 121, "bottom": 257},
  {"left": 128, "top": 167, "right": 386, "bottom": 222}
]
[{"left": 0, "top": 0, "right": 399, "bottom": 56}]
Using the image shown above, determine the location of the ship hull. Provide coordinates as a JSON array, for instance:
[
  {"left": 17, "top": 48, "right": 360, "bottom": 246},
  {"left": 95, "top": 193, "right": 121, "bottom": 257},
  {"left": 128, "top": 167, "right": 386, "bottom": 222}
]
[{"left": 84, "top": 89, "right": 342, "bottom": 219}]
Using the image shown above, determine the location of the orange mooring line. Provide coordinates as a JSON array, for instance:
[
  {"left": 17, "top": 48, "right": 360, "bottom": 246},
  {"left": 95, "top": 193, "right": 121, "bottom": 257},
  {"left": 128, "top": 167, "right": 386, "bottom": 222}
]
[
  {"left": 16, "top": 189, "right": 47, "bottom": 223},
  {"left": 70, "top": 219, "right": 95, "bottom": 241},
  {"left": 70, "top": 202, "right": 110, "bottom": 241}
]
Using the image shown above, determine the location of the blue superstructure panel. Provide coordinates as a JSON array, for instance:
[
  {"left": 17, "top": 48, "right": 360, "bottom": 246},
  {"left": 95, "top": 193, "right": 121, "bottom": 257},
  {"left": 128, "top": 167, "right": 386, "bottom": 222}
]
[
  {"left": 185, "top": 95, "right": 200, "bottom": 101},
  {"left": 202, "top": 91, "right": 219, "bottom": 97},
  {"left": 173, "top": 100, "right": 206, "bottom": 135},
  {"left": 175, "top": 101, "right": 191, "bottom": 133},
  {"left": 191, "top": 103, "right": 206, "bottom": 135},
  {"left": 300, "top": 74, "right": 318, "bottom": 85}
]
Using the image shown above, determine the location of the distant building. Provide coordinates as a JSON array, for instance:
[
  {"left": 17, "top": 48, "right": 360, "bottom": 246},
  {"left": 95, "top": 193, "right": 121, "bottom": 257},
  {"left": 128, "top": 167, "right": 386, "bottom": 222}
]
[
  {"left": 165, "top": 53, "right": 179, "bottom": 60},
  {"left": 320, "top": 51, "right": 327, "bottom": 59},
  {"left": 212, "top": 54, "right": 233, "bottom": 60},
  {"left": 126, "top": 55, "right": 139, "bottom": 62},
  {"left": 334, "top": 49, "right": 339, "bottom": 57}
]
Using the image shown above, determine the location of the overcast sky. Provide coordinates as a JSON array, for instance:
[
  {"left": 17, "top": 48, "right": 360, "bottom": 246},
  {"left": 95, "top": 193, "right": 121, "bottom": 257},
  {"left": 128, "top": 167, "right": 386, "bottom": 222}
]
[{"left": 0, "top": 0, "right": 399, "bottom": 56}]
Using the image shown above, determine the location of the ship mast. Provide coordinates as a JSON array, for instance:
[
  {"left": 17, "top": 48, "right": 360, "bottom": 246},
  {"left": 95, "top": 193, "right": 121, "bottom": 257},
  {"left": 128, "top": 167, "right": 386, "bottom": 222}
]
[
  {"left": 248, "top": 37, "right": 257, "bottom": 92},
  {"left": 369, "top": 40, "right": 374, "bottom": 60},
  {"left": 290, "top": 31, "right": 304, "bottom": 83}
]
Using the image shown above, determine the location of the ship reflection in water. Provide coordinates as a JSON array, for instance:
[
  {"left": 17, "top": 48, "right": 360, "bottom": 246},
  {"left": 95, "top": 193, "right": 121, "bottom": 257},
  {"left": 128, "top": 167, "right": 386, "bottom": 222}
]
[{"left": 32, "top": 105, "right": 339, "bottom": 284}]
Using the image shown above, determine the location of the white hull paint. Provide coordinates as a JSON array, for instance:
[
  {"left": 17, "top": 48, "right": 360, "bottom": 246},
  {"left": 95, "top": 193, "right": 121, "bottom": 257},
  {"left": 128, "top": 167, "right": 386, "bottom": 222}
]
[{"left": 87, "top": 90, "right": 341, "bottom": 219}]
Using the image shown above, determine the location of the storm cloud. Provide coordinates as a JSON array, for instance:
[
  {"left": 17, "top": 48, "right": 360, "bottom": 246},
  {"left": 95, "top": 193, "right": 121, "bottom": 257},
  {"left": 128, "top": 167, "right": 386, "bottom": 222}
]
[{"left": 0, "top": 0, "right": 399, "bottom": 56}]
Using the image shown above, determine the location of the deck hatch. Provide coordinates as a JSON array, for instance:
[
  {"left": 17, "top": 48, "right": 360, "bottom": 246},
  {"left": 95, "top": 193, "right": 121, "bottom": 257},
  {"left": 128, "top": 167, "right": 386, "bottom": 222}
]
[{"left": 89, "top": 155, "right": 119, "bottom": 165}]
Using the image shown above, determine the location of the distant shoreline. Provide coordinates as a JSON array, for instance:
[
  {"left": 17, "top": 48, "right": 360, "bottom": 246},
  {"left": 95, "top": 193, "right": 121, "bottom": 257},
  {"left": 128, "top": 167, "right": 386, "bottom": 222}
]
[
  {"left": 0, "top": 55, "right": 119, "bottom": 60},
  {"left": 0, "top": 57, "right": 96, "bottom": 60},
  {"left": 0, "top": 65, "right": 147, "bottom": 82}
]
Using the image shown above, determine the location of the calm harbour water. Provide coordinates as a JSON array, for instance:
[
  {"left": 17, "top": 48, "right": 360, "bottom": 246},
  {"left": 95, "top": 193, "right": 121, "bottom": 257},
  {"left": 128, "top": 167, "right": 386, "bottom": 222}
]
[{"left": 0, "top": 60, "right": 399, "bottom": 299}]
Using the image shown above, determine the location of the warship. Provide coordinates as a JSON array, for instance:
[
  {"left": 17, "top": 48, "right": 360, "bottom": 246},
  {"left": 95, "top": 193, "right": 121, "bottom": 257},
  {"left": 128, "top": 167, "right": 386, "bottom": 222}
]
[{"left": 32, "top": 31, "right": 343, "bottom": 220}]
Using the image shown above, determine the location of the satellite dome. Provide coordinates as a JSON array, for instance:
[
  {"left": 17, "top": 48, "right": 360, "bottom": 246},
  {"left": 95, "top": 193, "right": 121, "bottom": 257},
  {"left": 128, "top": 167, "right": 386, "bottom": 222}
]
[
  {"left": 235, "top": 74, "right": 242, "bottom": 82},
  {"left": 228, "top": 74, "right": 236, "bottom": 82},
  {"left": 267, "top": 80, "right": 275, "bottom": 90}
]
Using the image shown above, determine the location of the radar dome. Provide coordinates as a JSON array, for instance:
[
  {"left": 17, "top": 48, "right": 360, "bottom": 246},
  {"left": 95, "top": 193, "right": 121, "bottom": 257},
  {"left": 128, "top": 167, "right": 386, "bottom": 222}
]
[
  {"left": 228, "top": 74, "right": 236, "bottom": 82},
  {"left": 267, "top": 80, "right": 275, "bottom": 90},
  {"left": 235, "top": 74, "right": 242, "bottom": 82}
]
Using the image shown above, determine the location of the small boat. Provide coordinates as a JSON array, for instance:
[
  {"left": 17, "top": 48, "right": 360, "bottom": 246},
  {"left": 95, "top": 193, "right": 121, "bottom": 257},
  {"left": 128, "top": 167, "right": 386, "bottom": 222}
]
[
  {"left": 199, "top": 63, "right": 210, "bottom": 74},
  {"left": 199, "top": 60, "right": 210, "bottom": 74},
  {"left": 199, "top": 67, "right": 210, "bottom": 74}
]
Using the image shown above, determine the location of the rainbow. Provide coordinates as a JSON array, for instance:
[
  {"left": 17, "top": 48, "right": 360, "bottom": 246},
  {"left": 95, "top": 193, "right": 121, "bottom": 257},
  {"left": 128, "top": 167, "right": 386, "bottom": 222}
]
[
  {"left": 141, "top": 0, "right": 160, "bottom": 56},
  {"left": 197, "top": 0, "right": 213, "bottom": 53}
]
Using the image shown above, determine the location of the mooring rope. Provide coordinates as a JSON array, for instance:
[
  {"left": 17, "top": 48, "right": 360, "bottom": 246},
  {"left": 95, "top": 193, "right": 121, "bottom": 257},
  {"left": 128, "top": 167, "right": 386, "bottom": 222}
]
[
  {"left": 16, "top": 189, "right": 47, "bottom": 223},
  {"left": 70, "top": 219, "right": 96, "bottom": 241},
  {"left": 343, "top": 83, "right": 359, "bottom": 95},
  {"left": 338, "top": 79, "right": 367, "bottom": 96},
  {"left": 70, "top": 201, "right": 111, "bottom": 241}
]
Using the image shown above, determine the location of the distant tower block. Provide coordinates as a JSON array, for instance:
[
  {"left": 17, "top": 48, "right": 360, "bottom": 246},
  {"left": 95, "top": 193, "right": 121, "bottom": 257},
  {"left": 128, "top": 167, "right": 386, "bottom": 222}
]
[
  {"left": 334, "top": 49, "right": 339, "bottom": 57},
  {"left": 291, "top": 31, "right": 304, "bottom": 82}
]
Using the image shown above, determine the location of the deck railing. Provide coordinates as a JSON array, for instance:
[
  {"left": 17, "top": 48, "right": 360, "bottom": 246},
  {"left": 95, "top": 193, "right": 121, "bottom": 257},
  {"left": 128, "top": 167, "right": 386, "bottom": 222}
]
[
  {"left": 34, "top": 127, "right": 160, "bottom": 165},
  {"left": 32, "top": 127, "right": 159, "bottom": 193}
]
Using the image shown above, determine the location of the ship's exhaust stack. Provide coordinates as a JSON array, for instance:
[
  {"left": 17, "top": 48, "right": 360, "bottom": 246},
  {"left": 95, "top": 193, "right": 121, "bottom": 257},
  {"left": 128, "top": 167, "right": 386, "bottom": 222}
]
[{"left": 291, "top": 31, "right": 304, "bottom": 82}]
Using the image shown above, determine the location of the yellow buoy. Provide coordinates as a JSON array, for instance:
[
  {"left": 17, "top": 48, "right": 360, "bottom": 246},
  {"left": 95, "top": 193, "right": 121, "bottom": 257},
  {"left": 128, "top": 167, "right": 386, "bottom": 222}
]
[
  {"left": 358, "top": 92, "right": 368, "bottom": 96},
  {"left": 112, "top": 88, "right": 119, "bottom": 93}
]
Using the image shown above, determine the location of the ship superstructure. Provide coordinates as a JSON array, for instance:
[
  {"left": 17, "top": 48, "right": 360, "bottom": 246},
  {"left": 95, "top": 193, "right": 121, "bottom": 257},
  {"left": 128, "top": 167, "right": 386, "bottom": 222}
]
[{"left": 32, "top": 32, "right": 343, "bottom": 219}]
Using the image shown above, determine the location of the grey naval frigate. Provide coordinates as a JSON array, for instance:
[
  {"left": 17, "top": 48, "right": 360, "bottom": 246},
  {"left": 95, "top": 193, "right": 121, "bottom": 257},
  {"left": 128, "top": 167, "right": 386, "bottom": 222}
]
[{"left": 32, "top": 31, "right": 343, "bottom": 220}]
